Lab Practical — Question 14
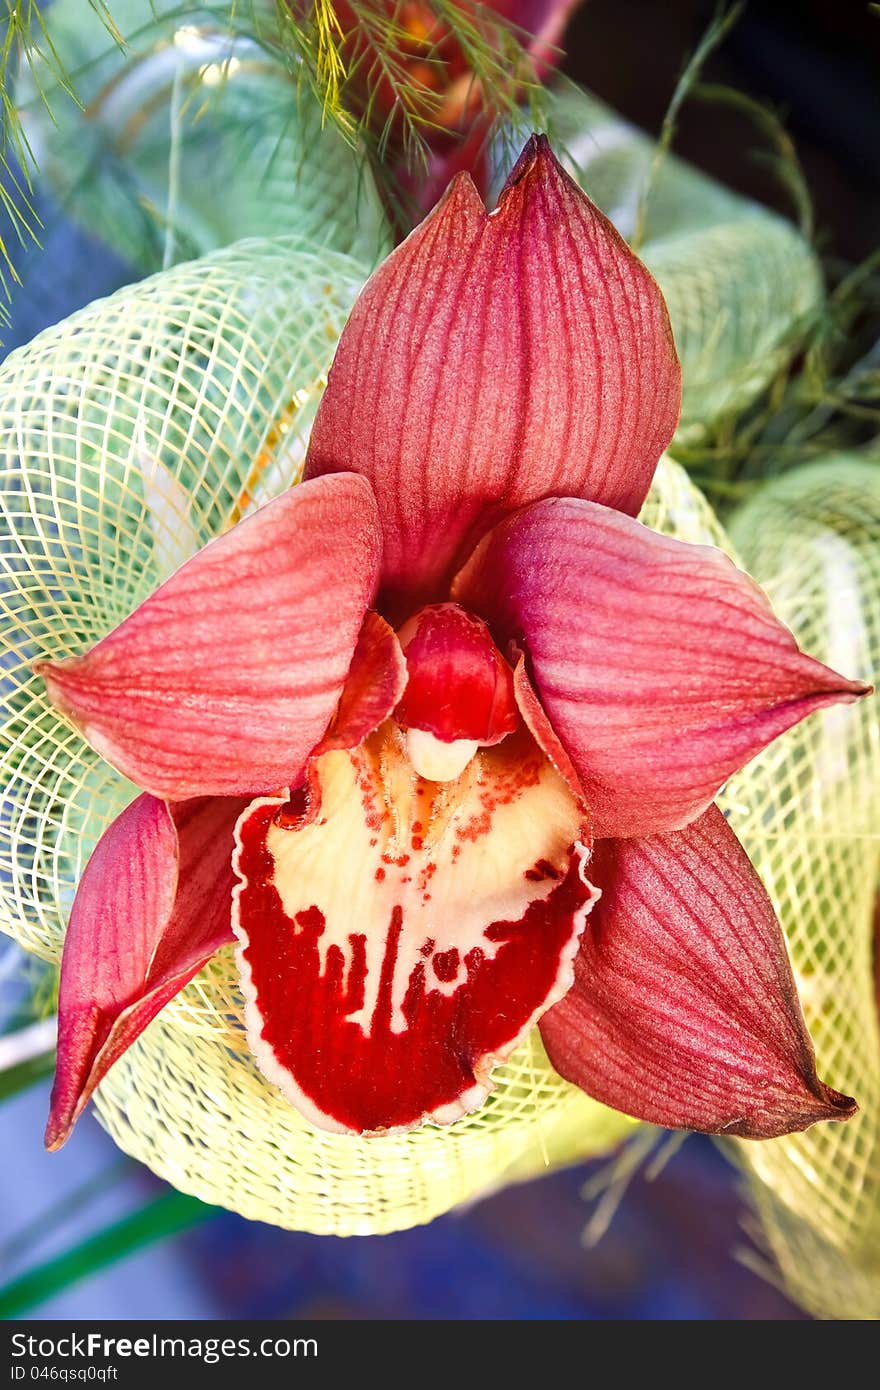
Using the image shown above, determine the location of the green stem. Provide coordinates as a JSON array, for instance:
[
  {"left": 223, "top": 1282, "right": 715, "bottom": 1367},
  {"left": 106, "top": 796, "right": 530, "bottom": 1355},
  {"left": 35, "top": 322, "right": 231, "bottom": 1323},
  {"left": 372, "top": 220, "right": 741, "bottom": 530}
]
[{"left": 0, "top": 1190, "right": 216, "bottom": 1318}]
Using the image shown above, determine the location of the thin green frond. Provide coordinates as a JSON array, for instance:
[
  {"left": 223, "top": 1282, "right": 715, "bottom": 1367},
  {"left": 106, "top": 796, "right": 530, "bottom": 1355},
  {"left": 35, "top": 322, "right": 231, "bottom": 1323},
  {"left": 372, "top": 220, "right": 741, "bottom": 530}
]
[
  {"left": 0, "top": 3, "right": 177, "bottom": 320},
  {"left": 0, "top": 1159, "right": 133, "bottom": 1269},
  {"left": 632, "top": 0, "right": 745, "bottom": 252},
  {"left": 692, "top": 81, "right": 814, "bottom": 240},
  {"left": 272, "top": 0, "right": 547, "bottom": 182},
  {"left": 0, "top": 1020, "right": 54, "bottom": 1100},
  {"left": 673, "top": 246, "right": 880, "bottom": 509}
]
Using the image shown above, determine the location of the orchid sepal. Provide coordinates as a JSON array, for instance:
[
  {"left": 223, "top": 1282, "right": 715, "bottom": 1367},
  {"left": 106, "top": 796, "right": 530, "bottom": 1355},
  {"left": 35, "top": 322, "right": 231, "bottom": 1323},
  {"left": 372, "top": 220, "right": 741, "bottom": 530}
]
[
  {"left": 305, "top": 136, "right": 681, "bottom": 615},
  {"left": 455, "top": 495, "right": 870, "bottom": 837},
  {"left": 37, "top": 476, "right": 383, "bottom": 801},
  {"left": 540, "top": 805, "right": 857, "bottom": 1139}
]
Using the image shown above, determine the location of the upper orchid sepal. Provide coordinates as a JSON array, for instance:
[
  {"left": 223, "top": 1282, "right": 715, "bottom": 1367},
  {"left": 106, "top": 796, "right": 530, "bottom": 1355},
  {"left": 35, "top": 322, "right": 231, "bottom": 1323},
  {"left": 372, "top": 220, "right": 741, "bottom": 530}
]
[{"left": 304, "top": 135, "right": 682, "bottom": 615}]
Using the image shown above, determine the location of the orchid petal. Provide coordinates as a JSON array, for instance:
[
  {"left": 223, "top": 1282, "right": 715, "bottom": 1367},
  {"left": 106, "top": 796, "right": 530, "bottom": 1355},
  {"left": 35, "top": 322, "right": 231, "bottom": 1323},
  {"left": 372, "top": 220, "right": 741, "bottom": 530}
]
[
  {"left": 233, "top": 725, "right": 596, "bottom": 1134},
  {"left": 540, "top": 806, "right": 856, "bottom": 1139},
  {"left": 305, "top": 135, "right": 680, "bottom": 615},
  {"left": 455, "top": 497, "right": 869, "bottom": 837},
  {"left": 46, "top": 793, "right": 244, "bottom": 1149},
  {"left": 36, "top": 475, "right": 382, "bottom": 800},
  {"left": 319, "top": 611, "right": 407, "bottom": 752}
]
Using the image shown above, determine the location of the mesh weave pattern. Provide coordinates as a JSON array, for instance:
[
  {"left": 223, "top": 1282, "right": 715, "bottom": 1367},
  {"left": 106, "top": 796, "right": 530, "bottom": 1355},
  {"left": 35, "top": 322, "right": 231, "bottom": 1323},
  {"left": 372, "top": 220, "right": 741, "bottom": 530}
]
[
  {"left": 723, "top": 458, "right": 880, "bottom": 1319},
  {"left": 0, "top": 234, "right": 737, "bottom": 1234}
]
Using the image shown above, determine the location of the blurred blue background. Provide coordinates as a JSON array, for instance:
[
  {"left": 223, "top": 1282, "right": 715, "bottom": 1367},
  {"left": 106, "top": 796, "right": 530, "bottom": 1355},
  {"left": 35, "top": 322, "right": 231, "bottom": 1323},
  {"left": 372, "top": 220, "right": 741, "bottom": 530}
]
[{"left": 4, "top": 1078, "right": 803, "bottom": 1319}]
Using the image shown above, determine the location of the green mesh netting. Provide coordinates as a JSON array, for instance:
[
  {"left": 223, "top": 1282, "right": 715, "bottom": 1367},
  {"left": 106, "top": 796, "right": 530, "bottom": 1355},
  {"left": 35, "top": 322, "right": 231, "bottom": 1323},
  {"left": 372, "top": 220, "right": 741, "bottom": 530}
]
[
  {"left": 17, "top": 0, "right": 390, "bottom": 272},
  {"left": 0, "top": 231, "right": 750, "bottom": 1236},
  {"left": 541, "top": 86, "right": 823, "bottom": 438},
  {"left": 719, "top": 457, "right": 880, "bottom": 1320}
]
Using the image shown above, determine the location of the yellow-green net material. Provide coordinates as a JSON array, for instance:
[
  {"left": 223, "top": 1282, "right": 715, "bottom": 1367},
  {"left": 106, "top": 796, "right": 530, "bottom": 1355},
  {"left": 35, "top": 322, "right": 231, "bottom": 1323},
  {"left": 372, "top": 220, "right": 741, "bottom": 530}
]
[
  {"left": 543, "top": 86, "right": 823, "bottom": 439},
  {"left": 718, "top": 458, "right": 880, "bottom": 1320},
  {"left": 17, "top": 0, "right": 390, "bottom": 271},
  {"left": 0, "top": 232, "right": 742, "bottom": 1236}
]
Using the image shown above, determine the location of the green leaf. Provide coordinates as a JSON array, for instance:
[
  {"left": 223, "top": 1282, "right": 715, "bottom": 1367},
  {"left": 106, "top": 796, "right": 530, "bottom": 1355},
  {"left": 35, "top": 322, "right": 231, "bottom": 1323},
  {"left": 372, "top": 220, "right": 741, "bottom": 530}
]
[{"left": 0, "top": 1046, "right": 54, "bottom": 1099}]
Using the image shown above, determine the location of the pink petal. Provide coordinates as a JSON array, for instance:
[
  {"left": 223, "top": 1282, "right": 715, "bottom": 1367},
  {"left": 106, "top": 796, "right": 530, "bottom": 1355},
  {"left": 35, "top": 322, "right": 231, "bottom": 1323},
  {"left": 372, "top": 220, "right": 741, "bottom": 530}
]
[
  {"left": 318, "top": 610, "right": 407, "bottom": 752},
  {"left": 46, "top": 793, "right": 244, "bottom": 1149},
  {"left": 233, "top": 725, "right": 596, "bottom": 1134},
  {"left": 455, "top": 497, "right": 870, "bottom": 837},
  {"left": 540, "top": 806, "right": 857, "bottom": 1139},
  {"left": 36, "top": 476, "right": 382, "bottom": 800},
  {"left": 305, "top": 135, "right": 680, "bottom": 616}
]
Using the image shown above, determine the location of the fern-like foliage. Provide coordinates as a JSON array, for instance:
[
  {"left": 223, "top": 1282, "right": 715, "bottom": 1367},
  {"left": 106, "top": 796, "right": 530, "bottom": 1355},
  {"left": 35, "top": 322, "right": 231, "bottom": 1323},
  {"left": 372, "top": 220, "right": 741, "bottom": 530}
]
[
  {"left": 2, "top": 0, "right": 552, "bottom": 319},
  {"left": 273, "top": 1, "right": 546, "bottom": 158},
  {"left": 0, "top": 0, "right": 128, "bottom": 321}
]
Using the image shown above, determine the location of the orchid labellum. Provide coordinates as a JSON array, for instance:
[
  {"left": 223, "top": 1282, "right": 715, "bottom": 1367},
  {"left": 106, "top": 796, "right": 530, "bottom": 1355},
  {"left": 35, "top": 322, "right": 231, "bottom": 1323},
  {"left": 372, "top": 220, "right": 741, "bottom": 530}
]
[{"left": 39, "top": 136, "right": 868, "bottom": 1149}]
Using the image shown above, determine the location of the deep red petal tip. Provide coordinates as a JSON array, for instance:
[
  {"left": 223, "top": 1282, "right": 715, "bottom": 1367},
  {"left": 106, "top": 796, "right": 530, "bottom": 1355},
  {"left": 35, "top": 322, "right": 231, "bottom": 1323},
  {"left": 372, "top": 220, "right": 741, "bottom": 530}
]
[{"left": 722, "top": 1082, "right": 857, "bottom": 1141}]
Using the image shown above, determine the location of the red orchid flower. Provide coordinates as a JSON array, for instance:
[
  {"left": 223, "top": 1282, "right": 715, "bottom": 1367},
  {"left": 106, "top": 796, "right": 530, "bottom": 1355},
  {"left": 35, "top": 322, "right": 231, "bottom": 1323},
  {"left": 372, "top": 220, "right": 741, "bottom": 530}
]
[
  {"left": 326, "top": 0, "right": 579, "bottom": 215},
  {"left": 38, "top": 137, "right": 867, "bottom": 1149}
]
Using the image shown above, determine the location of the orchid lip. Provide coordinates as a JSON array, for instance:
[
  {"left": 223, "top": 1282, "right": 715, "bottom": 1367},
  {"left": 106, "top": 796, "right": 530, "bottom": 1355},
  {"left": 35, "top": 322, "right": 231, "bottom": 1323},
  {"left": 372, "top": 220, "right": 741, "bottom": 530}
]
[{"left": 231, "top": 724, "right": 596, "bottom": 1135}]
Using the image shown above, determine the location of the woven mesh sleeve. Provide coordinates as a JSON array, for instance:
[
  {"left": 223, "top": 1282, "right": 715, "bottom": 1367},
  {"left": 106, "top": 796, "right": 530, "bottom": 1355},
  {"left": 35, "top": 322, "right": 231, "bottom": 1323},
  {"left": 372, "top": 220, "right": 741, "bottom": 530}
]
[
  {"left": 16, "top": 0, "right": 390, "bottom": 272},
  {"left": 723, "top": 458, "right": 880, "bottom": 1320}
]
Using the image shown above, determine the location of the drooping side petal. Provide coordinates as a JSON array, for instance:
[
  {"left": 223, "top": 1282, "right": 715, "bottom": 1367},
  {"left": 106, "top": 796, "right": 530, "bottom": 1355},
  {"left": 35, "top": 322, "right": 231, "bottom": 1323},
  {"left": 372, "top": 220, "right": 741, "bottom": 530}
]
[
  {"left": 305, "top": 135, "right": 680, "bottom": 615},
  {"left": 36, "top": 476, "right": 382, "bottom": 800},
  {"left": 318, "top": 611, "right": 407, "bottom": 752},
  {"left": 540, "top": 806, "right": 857, "bottom": 1139},
  {"left": 455, "top": 497, "right": 869, "bottom": 837},
  {"left": 233, "top": 725, "right": 596, "bottom": 1134},
  {"left": 46, "top": 793, "right": 244, "bottom": 1150}
]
